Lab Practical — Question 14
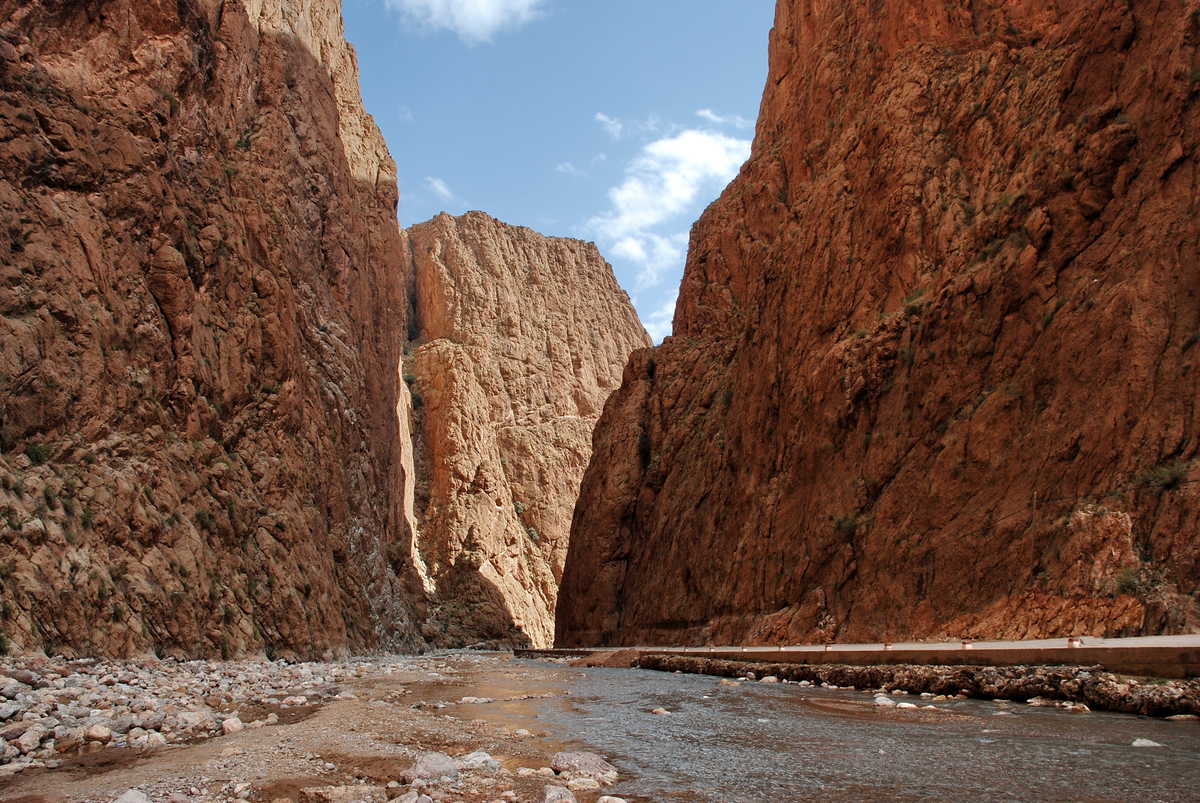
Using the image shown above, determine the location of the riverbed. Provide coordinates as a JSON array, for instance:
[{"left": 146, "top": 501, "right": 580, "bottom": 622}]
[{"left": 2, "top": 653, "right": 1197, "bottom": 802}]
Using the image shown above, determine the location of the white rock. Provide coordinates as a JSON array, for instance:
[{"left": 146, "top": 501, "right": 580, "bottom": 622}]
[
  {"left": 895, "top": 702, "right": 918, "bottom": 710},
  {"left": 222, "top": 717, "right": 245, "bottom": 735},
  {"left": 873, "top": 695, "right": 896, "bottom": 707},
  {"left": 113, "top": 791, "right": 152, "bottom": 803},
  {"left": 551, "top": 752, "right": 618, "bottom": 784},
  {"left": 1132, "top": 738, "right": 1165, "bottom": 748},
  {"left": 458, "top": 750, "right": 500, "bottom": 771},
  {"left": 598, "top": 798, "right": 628, "bottom": 803},
  {"left": 406, "top": 751, "right": 458, "bottom": 781},
  {"left": 760, "top": 676, "right": 779, "bottom": 684}
]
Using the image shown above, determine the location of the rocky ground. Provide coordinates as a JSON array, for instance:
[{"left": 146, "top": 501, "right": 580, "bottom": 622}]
[{"left": 0, "top": 653, "right": 629, "bottom": 803}]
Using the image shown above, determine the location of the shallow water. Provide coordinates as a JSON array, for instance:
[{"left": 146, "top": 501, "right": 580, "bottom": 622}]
[{"left": 451, "top": 658, "right": 1200, "bottom": 802}]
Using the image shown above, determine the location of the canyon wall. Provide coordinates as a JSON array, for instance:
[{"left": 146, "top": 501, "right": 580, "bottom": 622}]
[
  {"left": 407, "top": 212, "right": 649, "bottom": 648},
  {"left": 0, "top": 0, "right": 428, "bottom": 658},
  {"left": 558, "top": 0, "right": 1200, "bottom": 646}
]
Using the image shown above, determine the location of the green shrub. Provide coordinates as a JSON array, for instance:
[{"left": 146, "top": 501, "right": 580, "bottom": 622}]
[
  {"left": 833, "top": 515, "right": 859, "bottom": 536},
  {"left": 1139, "top": 461, "right": 1190, "bottom": 492},
  {"left": 1115, "top": 565, "right": 1166, "bottom": 598},
  {"left": 513, "top": 501, "right": 526, "bottom": 516},
  {"left": 24, "top": 443, "right": 49, "bottom": 466}
]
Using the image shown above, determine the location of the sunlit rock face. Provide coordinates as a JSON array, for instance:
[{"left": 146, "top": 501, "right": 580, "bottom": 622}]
[
  {"left": 558, "top": 0, "right": 1200, "bottom": 647},
  {"left": 406, "top": 211, "right": 650, "bottom": 648},
  {"left": 0, "top": 0, "right": 427, "bottom": 658}
]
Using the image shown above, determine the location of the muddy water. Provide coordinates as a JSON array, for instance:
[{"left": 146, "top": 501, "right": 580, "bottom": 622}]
[{"left": 436, "top": 658, "right": 1200, "bottom": 802}]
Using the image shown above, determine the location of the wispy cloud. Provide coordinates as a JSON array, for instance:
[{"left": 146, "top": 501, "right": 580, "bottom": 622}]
[
  {"left": 383, "top": 0, "right": 546, "bottom": 43},
  {"left": 397, "top": 105, "right": 415, "bottom": 123},
  {"left": 643, "top": 291, "right": 678, "bottom": 343},
  {"left": 611, "top": 232, "right": 688, "bottom": 290},
  {"left": 594, "top": 112, "right": 624, "bottom": 140},
  {"left": 425, "top": 176, "right": 454, "bottom": 200},
  {"left": 556, "top": 161, "right": 585, "bottom": 177},
  {"left": 588, "top": 128, "right": 749, "bottom": 288},
  {"left": 696, "top": 108, "right": 753, "bottom": 129}
]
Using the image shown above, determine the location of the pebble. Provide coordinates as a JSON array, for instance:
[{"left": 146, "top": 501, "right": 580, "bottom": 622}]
[
  {"left": 650, "top": 707, "right": 670, "bottom": 715},
  {"left": 1132, "top": 738, "right": 1165, "bottom": 748}
]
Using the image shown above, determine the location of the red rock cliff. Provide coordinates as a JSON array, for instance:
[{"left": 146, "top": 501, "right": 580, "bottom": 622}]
[
  {"left": 0, "top": 0, "right": 427, "bottom": 658},
  {"left": 558, "top": 0, "right": 1200, "bottom": 647},
  {"left": 406, "top": 212, "right": 649, "bottom": 648}
]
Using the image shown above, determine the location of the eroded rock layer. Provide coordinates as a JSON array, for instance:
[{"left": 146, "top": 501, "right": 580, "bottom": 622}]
[
  {"left": 407, "top": 212, "right": 649, "bottom": 648},
  {"left": 0, "top": 0, "right": 426, "bottom": 657},
  {"left": 558, "top": 1, "right": 1200, "bottom": 646}
]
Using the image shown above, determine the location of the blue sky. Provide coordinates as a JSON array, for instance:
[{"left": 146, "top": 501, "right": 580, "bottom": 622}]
[{"left": 342, "top": 0, "right": 776, "bottom": 340}]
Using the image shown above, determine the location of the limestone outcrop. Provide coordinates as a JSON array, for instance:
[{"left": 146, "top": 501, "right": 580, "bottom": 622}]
[
  {"left": 0, "top": 0, "right": 427, "bottom": 658},
  {"left": 406, "top": 212, "right": 649, "bottom": 648},
  {"left": 558, "top": 0, "right": 1200, "bottom": 646}
]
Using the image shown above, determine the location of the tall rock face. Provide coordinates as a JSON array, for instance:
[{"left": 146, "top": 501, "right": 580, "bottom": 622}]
[
  {"left": 558, "top": 1, "right": 1200, "bottom": 647},
  {"left": 406, "top": 212, "right": 649, "bottom": 648},
  {"left": 0, "top": 0, "right": 427, "bottom": 657}
]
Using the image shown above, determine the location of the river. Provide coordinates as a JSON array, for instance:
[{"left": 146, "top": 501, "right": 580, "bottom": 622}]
[{"left": 449, "top": 657, "right": 1200, "bottom": 802}]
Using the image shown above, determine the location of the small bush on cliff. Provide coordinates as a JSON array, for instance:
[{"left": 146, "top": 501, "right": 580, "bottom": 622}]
[
  {"left": 195, "top": 509, "right": 215, "bottom": 532},
  {"left": 513, "top": 500, "right": 526, "bottom": 515},
  {"left": 23, "top": 443, "right": 49, "bottom": 466},
  {"left": 1139, "top": 460, "right": 1190, "bottom": 492},
  {"left": 833, "top": 515, "right": 859, "bottom": 537},
  {"left": 1115, "top": 565, "right": 1166, "bottom": 598}
]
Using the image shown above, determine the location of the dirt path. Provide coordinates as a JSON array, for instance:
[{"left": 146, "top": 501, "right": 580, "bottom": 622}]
[{"left": 0, "top": 655, "right": 612, "bottom": 803}]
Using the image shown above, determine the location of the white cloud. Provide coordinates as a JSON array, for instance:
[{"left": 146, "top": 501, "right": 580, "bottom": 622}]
[
  {"left": 384, "top": 0, "right": 545, "bottom": 43},
  {"left": 587, "top": 128, "right": 748, "bottom": 289},
  {"left": 696, "top": 108, "right": 753, "bottom": 129},
  {"left": 612, "top": 232, "right": 688, "bottom": 289},
  {"left": 425, "top": 176, "right": 454, "bottom": 200},
  {"left": 594, "top": 112, "right": 624, "bottom": 140},
  {"left": 643, "top": 291, "right": 678, "bottom": 343},
  {"left": 556, "top": 161, "right": 585, "bottom": 177},
  {"left": 590, "top": 129, "right": 749, "bottom": 240}
]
